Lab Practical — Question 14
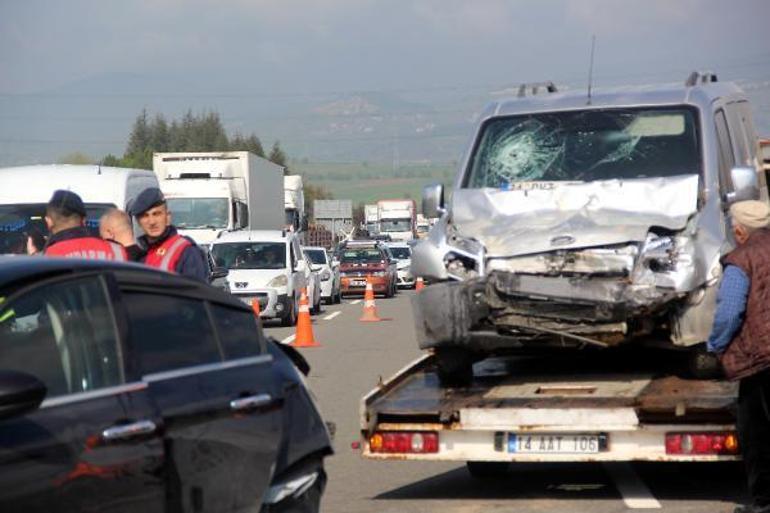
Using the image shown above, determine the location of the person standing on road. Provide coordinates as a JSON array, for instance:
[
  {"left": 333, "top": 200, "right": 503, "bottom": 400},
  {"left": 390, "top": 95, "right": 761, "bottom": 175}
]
[
  {"left": 130, "top": 187, "right": 208, "bottom": 282},
  {"left": 43, "top": 190, "right": 128, "bottom": 261},
  {"left": 707, "top": 200, "right": 770, "bottom": 513},
  {"left": 99, "top": 208, "right": 145, "bottom": 261}
]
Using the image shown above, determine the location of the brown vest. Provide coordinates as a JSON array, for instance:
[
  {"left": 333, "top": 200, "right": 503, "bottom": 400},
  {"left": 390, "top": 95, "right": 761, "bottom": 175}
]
[{"left": 721, "top": 228, "right": 770, "bottom": 380}]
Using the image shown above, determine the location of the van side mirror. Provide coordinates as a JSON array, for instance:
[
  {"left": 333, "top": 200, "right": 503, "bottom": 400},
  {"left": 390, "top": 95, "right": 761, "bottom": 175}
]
[
  {"left": 0, "top": 370, "right": 47, "bottom": 421},
  {"left": 422, "top": 184, "right": 445, "bottom": 218},
  {"left": 725, "top": 167, "right": 760, "bottom": 206}
]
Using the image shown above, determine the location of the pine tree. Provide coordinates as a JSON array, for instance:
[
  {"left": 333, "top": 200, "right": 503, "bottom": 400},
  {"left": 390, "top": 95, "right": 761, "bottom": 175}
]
[{"left": 268, "top": 141, "right": 288, "bottom": 171}]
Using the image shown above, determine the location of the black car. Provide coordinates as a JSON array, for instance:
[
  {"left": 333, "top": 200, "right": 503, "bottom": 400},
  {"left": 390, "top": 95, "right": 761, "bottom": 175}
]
[{"left": 0, "top": 257, "right": 332, "bottom": 512}]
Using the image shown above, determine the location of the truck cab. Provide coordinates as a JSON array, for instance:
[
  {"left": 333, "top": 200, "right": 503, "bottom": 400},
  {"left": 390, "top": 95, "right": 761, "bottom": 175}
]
[
  {"left": 161, "top": 179, "right": 240, "bottom": 247},
  {"left": 377, "top": 199, "right": 416, "bottom": 242}
]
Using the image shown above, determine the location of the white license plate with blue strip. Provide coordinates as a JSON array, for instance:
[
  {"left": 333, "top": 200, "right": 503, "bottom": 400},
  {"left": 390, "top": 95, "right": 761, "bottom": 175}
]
[{"left": 508, "top": 433, "right": 600, "bottom": 454}]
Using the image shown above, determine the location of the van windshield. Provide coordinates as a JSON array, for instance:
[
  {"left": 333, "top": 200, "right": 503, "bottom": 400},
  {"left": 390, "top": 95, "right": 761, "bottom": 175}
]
[
  {"left": 167, "top": 198, "right": 229, "bottom": 230},
  {"left": 466, "top": 107, "right": 701, "bottom": 188},
  {"left": 0, "top": 203, "right": 114, "bottom": 255},
  {"left": 211, "top": 242, "right": 286, "bottom": 270}
]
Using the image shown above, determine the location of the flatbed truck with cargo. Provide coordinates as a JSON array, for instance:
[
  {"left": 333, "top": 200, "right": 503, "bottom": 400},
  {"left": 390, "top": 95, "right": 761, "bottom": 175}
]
[{"left": 360, "top": 349, "right": 739, "bottom": 475}]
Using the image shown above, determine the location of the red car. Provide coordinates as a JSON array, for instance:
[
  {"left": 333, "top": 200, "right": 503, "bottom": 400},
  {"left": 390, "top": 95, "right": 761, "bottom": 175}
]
[{"left": 338, "top": 241, "right": 397, "bottom": 297}]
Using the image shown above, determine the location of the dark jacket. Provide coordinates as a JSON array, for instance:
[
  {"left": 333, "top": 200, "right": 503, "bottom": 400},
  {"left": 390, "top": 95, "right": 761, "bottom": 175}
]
[
  {"left": 139, "top": 226, "right": 208, "bottom": 283},
  {"left": 721, "top": 228, "right": 770, "bottom": 380}
]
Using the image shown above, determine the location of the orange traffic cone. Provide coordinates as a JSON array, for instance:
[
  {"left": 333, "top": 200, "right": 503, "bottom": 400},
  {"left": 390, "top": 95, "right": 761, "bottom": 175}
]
[
  {"left": 293, "top": 290, "right": 321, "bottom": 347},
  {"left": 251, "top": 297, "right": 261, "bottom": 317},
  {"left": 359, "top": 278, "right": 383, "bottom": 322},
  {"left": 415, "top": 276, "right": 425, "bottom": 292}
]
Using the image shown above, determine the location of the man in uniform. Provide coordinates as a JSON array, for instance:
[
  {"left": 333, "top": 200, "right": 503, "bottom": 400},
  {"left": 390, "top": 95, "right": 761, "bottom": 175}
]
[
  {"left": 131, "top": 187, "right": 207, "bottom": 282},
  {"left": 43, "top": 190, "right": 127, "bottom": 261},
  {"left": 708, "top": 200, "right": 770, "bottom": 513}
]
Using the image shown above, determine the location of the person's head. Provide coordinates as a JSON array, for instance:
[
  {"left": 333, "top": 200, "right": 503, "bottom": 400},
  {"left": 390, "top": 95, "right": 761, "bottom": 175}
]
[
  {"left": 99, "top": 208, "right": 134, "bottom": 246},
  {"left": 131, "top": 188, "right": 170, "bottom": 239},
  {"left": 45, "top": 190, "right": 86, "bottom": 234},
  {"left": 730, "top": 200, "right": 770, "bottom": 245},
  {"left": 25, "top": 227, "right": 46, "bottom": 255}
]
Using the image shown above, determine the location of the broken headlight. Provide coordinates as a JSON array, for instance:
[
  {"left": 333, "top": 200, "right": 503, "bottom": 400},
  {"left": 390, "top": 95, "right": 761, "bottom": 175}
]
[
  {"left": 640, "top": 235, "right": 675, "bottom": 272},
  {"left": 444, "top": 252, "right": 480, "bottom": 280}
]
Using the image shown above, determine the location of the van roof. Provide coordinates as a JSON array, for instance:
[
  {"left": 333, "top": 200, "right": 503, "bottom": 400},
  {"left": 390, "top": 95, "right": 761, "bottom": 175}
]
[
  {"left": 0, "top": 165, "right": 156, "bottom": 205},
  {"left": 214, "top": 230, "right": 289, "bottom": 243},
  {"left": 486, "top": 81, "right": 745, "bottom": 120}
]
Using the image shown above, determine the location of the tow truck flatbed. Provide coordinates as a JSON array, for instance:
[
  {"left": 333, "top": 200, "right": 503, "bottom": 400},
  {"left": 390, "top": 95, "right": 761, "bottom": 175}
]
[{"left": 361, "top": 350, "right": 738, "bottom": 463}]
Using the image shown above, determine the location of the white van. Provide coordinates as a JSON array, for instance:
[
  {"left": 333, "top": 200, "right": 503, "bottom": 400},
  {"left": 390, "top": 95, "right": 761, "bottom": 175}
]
[
  {"left": 210, "top": 230, "right": 322, "bottom": 325},
  {"left": 0, "top": 165, "right": 158, "bottom": 255}
]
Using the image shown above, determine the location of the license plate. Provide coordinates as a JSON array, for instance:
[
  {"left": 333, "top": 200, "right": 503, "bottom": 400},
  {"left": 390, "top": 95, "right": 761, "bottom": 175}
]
[
  {"left": 351, "top": 280, "right": 367, "bottom": 287},
  {"left": 508, "top": 433, "right": 601, "bottom": 454}
]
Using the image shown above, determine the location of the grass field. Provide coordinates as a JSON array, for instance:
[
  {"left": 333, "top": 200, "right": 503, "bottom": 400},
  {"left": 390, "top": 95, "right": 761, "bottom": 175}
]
[{"left": 291, "top": 161, "right": 455, "bottom": 205}]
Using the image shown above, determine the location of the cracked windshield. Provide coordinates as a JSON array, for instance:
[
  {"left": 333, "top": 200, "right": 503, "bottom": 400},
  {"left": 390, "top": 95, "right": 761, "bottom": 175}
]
[{"left": 467, "top": 107, "right": 701, "bottom": 188}]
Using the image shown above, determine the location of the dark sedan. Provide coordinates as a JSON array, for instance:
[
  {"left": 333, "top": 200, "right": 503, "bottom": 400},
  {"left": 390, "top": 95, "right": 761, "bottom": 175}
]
[{"left": 0, "top": 257, "right": 332, "bottom": 512}]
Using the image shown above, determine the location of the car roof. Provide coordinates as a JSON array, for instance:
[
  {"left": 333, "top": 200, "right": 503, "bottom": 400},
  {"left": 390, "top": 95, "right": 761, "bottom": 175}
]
[
  {"left": 0, "top": 256, "right": 248, "bottom": 310},
  {"left": 214, "top": 230, "right": 289, "bottom": 244},
  {"left": 484, "top": 80, "right": 744, "bottom": 120}
]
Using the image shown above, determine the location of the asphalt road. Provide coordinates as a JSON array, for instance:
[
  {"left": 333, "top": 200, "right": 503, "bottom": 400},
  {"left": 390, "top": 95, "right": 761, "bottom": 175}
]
[{"left": 262, "top": 290, "right": 747, "bottom": 513}]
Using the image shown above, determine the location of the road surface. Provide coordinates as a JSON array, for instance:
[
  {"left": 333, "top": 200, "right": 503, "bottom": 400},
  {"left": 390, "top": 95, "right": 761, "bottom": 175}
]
[{"left": 262, "top": 291, "right": 747, "bottom": 513}]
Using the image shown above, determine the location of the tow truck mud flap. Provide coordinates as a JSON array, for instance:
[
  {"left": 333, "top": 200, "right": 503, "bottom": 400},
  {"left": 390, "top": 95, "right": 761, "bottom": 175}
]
[{"left": 411, "top": 280, "right": 487, "bottom": 350}]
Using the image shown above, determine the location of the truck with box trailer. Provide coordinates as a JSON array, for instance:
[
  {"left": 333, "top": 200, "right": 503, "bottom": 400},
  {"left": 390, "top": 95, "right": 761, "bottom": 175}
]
[
  {"left": 284, "top": 175, "right": 306, "bottom": 233},
  {"left": 364, "top": 204, "right": 379, "bottom": 235},
  {"left": 152, "top": 151, "right": 284, "bottom": 246},
  {"left": 377, "top": 199, "right": 416, "bottom": 242}
]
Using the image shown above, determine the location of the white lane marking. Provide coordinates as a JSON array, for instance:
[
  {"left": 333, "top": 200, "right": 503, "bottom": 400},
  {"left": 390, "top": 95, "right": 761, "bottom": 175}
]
[
  {"left": 280, "top": 334, "right": 296, "bottom": 345},
  {"left": 323, "top": 311, "right": 341, "bottom": 321},
  {"left": 349, "top": 299, "right": 362, "bottom": 305},
  {"left": 604, "top": 462, "right": 661, "bottom": 509}
]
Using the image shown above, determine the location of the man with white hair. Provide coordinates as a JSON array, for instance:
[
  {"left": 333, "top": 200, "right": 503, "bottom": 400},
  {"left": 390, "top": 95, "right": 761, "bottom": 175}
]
[{"left": 708, "top": 200, "right": 770, "bottom": 513}]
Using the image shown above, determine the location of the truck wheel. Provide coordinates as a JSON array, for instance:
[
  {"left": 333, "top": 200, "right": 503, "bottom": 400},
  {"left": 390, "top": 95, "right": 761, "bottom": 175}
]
[
  {"left": 436, "top": 348, "right": 474, "bottom": 387},
  {"left": 687, "top": 346, "right": 723, "bottom": 379},
  {"left": 466, "top": 461, "right": 510, "bottom": 479}
]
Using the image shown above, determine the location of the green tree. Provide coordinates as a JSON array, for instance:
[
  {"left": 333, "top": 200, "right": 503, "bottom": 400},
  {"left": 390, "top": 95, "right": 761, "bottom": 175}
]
[
  {"left": 268, "top": 141, "right": 288, "bottom": 171},
  {"left": 57, "top": 151, "right": 94, "bottom": 165},
  {"left": 149, "top": 114, "right": 170, "bottom": 152}
]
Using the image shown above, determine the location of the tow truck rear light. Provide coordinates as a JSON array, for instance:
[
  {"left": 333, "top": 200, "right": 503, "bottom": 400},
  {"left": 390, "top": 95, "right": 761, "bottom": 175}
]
[
  {"left": 665, "top": 432, "right": 739, "bottom": 455},
  {"left": 369, "top": 431, "right": 439, "bottom": 454}
]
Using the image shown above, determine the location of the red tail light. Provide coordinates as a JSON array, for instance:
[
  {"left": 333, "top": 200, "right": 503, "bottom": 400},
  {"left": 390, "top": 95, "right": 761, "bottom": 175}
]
[
  {"left": 665, "top": 432, "right": 739, "bottom": 455},
  {"left": 369, "top": 431, "right": 439, "bottom": 454}
]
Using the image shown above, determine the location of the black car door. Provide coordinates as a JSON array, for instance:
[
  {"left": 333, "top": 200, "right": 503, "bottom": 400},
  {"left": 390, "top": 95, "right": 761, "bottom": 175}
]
[
  {"left": 0, "top": 273, "right": 164, "bottom": 513},
  {"left": 118, "top": 286, "right": 284, "bottom": 513}
]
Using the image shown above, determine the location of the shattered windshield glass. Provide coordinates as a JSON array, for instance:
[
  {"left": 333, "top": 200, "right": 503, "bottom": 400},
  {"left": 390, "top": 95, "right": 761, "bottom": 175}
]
[{"left": 465, "top": 107, "right": 701, "bottom": 188}]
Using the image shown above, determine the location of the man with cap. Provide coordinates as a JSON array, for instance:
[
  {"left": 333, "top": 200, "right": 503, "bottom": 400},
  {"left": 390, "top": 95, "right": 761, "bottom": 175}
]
[
  {"left": 707, "top": 200, "right": 770, "bottom": 513},
  {"left": 43, "top": 190, "right": 127, "bottom": 261},
  {"left": 131, "top": 187, "right": 207, "bottom": 282}
]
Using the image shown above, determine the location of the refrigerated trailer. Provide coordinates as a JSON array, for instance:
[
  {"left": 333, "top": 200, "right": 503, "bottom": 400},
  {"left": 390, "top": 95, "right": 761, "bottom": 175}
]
[{"left": 360, "top": 350, "right": 738, "bottom": 473}]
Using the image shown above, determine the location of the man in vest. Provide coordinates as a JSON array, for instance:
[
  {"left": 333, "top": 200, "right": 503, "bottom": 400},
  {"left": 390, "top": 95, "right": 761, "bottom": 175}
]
[
  {"left": 130, "top": 187, "right": 207, "bottom": 282},
  {"left": 708, "top": 200, "right": 770, "bottom": 513},
  {"left": 43, "top": 190, "right": 127, "bottom": 261}
]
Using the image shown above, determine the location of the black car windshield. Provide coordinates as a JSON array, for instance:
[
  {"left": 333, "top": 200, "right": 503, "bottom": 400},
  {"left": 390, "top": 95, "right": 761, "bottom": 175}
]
[
  {"left": 211, "top": 242, "right": 286, "bottom": 270},
  {"left": 0, "top": 203, "right": 114, "bottom": 255},
  {"left": 167, "top": 198, "right": 229, "bottom": 230},
  {"left": 465, "top": 107, "right": 701, "bottom": 188},
  {"left": 304, "top": 249, "right": 327, "bottom": 265},
  {"left": 388, "top": 247, "right": 411, "bottom": 260},
  {"left": 341, "top": 249, "right": 384, "bottom": 263}
]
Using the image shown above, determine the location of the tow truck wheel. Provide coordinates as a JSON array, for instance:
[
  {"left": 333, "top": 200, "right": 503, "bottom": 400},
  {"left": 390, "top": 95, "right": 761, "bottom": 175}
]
[
  {"left": 466, "top": 461, "right": 511, "bottom": 479},
  {"left": 436, "top": 348, "right": 474, "bottom": 387},
  {"left": 687, "top": 345, "right": 723, "bottom": 379}
]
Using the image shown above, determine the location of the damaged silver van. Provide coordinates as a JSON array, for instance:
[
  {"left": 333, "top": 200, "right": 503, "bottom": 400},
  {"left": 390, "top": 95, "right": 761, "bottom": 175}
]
[{"left": 412, "top": 73, "right": 767, "bottom": 384}]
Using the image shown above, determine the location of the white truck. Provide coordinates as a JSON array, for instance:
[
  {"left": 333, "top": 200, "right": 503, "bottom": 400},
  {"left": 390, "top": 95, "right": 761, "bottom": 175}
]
[
  {"left": 152, "top": 151, "right": 284, "bottom": 246},
  {"left": 0, "top": 164, "right": 158, "bottom": 255},
  {"left": 376, "top": 199, "right": 415, "bottom": 242},
  {"left": 364, "top": 204, "right": 379, "bottom": 235},
  {"left": 284, "top": 175, "right": 305, "bottom": 233}
]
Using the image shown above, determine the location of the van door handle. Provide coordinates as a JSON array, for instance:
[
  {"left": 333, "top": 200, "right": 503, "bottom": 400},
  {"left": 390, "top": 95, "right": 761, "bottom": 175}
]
[
  {"left": 102, "top": 420, "right": 157, "bottom": 441},
  {"left": 230, "top": 394, "right": 272, "bottom": 412}
]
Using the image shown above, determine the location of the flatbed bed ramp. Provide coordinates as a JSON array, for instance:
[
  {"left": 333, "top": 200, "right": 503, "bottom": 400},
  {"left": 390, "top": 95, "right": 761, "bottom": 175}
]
[{"left": 361, "top": 351, "right": 738, "bottom": 463}]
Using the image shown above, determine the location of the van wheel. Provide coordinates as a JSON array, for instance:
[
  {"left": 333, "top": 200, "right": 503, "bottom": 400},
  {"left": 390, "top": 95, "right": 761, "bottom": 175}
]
[
  {"left": 466, "top": 461, "right": 511, "bottom": 479},
  {"left": 281, "top": 296, "right": 297, "bottom": 327},
  {"left": 436, "top": 348, "right": 474, "bottom": 387},
  {"left": 687, "top": 345, "right": 723, "bottom": 379}
]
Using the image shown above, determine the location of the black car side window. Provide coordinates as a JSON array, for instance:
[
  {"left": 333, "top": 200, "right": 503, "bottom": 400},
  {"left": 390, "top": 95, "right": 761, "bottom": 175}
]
[
  {"left": 210, "top": 304, "right": 263, "bottom": 359},
  {"left": 0, "top": 276, "right": 123, "bottom": 398},
  {"left": 122, "top": 292, "right": 221, "bottom": 375}
]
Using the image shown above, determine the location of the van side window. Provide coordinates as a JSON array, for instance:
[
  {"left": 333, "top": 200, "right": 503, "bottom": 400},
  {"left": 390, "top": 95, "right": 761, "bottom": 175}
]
[
  {"left": 0, "top": 276, "right": 123, "bottom": 397},
  {"left": 122, "top": 292, "right": 221, "bottom": 374},
  {"left": 715, "top": 109, "right": 736, "bottom": 191}
]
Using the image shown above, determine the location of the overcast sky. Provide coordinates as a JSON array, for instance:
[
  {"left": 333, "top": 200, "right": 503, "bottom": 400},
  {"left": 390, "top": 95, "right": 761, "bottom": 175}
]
[{"left": 2, "top": 0, "right": 770, "bottom": 95}]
